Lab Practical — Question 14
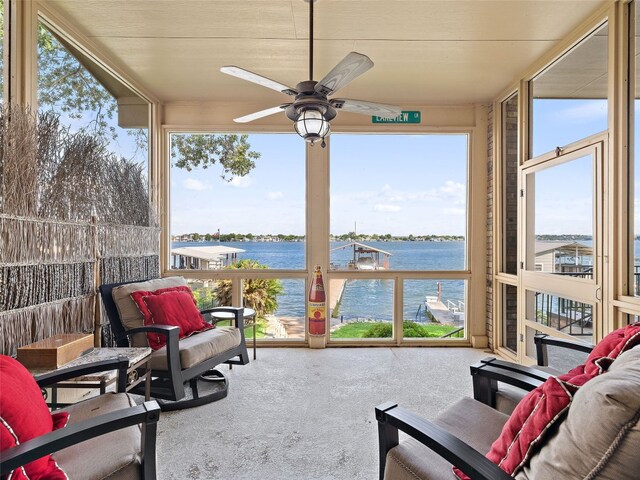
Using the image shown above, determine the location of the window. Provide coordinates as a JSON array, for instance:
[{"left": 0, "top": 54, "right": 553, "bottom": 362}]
[
  {"left": 329, "top": 134, "right": 469, "bottom": 342},
  {"left": 501, "top": 93, "right": 519, "bottom": 275},
  {"left": 37, "top": 22, "right": 148, "bottom": 173},
  {"left": 330, "top": 134, "right": 468, "bottom": 271},
  {"left": 170, "top": 133, "right": 306, "bottom": 342},
  {"left": 525, "top": 290, "right": 593, "bottom": 341},
  {"left": 501, "top": 283, "right": 518, "bottom": 352},
  {"left": 525, "top": 153, "right": 594, "bottom": 275},
  {"left": 530, "top": 23, "right": 608, "bottom": 158}
]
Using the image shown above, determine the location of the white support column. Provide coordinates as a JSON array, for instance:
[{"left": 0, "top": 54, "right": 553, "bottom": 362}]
[
  {"left": 306, "top": 138, "right": 330, "bottom": 348},
  {"left": 470, "top": 105, "right": 489, "bottom": 348}
]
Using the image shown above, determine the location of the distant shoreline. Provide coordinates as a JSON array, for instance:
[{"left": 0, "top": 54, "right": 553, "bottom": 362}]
[{"left": 171, "top": 234, "right": 466, "bottom": 243}]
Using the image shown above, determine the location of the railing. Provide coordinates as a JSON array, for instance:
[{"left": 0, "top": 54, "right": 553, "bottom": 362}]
[
  {"left": 534, "top": 293, "right": 592, "bottom": 337},
  {"left": 440, "top": 326, "right": 464, "bottom": 338},
  {"left": 446, "top": 299, "right": 465, "bottom": 313}
]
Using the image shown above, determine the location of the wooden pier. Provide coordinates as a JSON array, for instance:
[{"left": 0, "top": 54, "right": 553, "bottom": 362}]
[
  {"left": 329, "top": 278, "right": 347, "bottom": 310},
  {"left": 425, "top": 297, "right": 461, "bottom": 325}
]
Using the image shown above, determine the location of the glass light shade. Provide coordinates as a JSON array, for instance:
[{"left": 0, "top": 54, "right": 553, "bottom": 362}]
[{"left": 294, "top": 108, "right": 330, "bottom": 142}]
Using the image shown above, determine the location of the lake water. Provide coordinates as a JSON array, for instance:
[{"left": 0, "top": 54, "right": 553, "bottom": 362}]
[
  {"left": 173, "top": 241, "right": 466, "bottom": 321},
  {"left": 175, "top": 239, "right": 640, "bottom": 321}
]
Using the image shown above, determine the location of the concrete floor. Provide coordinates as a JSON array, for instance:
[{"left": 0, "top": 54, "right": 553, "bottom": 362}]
[{"left": 156, "top": 347, "right": 489, "bottom": 480}]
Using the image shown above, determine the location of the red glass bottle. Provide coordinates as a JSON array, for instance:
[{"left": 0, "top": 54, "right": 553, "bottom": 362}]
[{"left": 308, "top": 265, "right": 326, "bottom": 336}]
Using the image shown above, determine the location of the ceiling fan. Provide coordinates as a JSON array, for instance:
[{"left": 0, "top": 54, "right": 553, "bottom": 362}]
[{"left": 220, "top": 0, "right": 401, "bottom": 147}]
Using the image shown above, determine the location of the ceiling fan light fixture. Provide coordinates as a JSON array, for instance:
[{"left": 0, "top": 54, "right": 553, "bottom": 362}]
[{"left": 294, "top": 107, "right": 330, "bottom": 143}]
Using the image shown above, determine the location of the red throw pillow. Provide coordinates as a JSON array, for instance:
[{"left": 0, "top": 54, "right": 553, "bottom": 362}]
[
  {"left": 0, "top": 355, "right": 68, "bottom": 479},
  {"left": 130, "top": 285, "right": 193, "bottom": 322},
  {"left": 130, "top": 286, "right": 213, "bottom": 350},
  {"left": 141, "top": 290, "right": 213, "bottom": 350}
]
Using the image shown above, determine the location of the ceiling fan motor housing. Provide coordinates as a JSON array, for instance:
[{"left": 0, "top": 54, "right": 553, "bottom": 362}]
[{"left": 285, "top": 81, "right": 337, "bottom": 122}]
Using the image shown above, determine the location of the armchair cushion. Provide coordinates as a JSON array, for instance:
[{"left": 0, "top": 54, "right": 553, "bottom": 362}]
[
  {"left": 0, "top": 355, "right": 68, "bottom": 479},
  {"left": 148, "top": 326, "right": 241, "bottom": 370},
  {"left": 384, "top": 397, "right": 509, "bottom": 480},
  {"left": 52, "top": 393, "right": 143, "bottom": 480},
  {"left": 112, "top": 276, "right": 187, "bottom": 346},
  {"left": 132, "top": 289, "right": 213, "bottom": 350}
]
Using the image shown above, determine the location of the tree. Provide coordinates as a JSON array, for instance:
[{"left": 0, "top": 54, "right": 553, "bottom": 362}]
[
  {"left": 214, "top": 259, "right": 284, "bottom": 318},
  {"left": 34, "top": 22, "right": 260, "bottom": 178}
]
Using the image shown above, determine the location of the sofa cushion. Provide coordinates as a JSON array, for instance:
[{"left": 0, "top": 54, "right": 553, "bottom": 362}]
[
  {"left": 384, "top": 397, "right": 509, "bottom": 480},
  {"left": 53, "top": 393, "right": 142, "bottom": 480},
  {"left": 0, "top": 355, "right": 68, "bottom": 479},
  {"left": 148, "top": 326, "right": 241, "bottom": 370},
  {"left": 112, "top": 277, "right": 187, "bottom": 346},
  {"left": 516, "top": 346, "right": 640, "bottom": 480},
  {"left": 138, "top": 290, "right": 213, "bottom": 350}
]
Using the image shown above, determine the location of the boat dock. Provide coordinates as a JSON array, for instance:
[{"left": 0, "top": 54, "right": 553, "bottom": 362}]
[
  {"left": 329, "top": 278, "right": 347, "bottom": 310},
  {"left": 425, "top": 296, "right": 464, "bottom": 325}
]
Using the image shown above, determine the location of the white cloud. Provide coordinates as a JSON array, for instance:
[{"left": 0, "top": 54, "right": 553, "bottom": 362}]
[
  {"left": 440, "top": 180, "right": 465, "bottom": 196},
  {"left": 374, "top": 204, "right": 401, "bottom": 212},
  {"left": 227, "top": 176, "right": 253, "bottom": 188},
  {"left": 183, "top": 178, "right": 210, "bottom": 191},
  {"left": 267, "top": 191, "right": 284, "bottom": 200}
]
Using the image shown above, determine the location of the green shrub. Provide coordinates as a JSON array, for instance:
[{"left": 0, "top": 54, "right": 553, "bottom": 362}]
[{"left": 362, "top": 322, "right": 393, "bottom": 337}]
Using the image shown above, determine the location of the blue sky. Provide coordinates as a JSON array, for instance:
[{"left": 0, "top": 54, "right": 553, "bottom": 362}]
[
  {"left": 170, "top": 133, "right": 468, "bottom": 236},
  {"left": 170, "top": 99, "right": 616, "bottom": 238}
]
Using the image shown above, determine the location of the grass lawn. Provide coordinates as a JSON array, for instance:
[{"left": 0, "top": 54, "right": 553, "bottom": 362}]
[{"left": 330, "top": 321, "right": 463, "bottom": 339}]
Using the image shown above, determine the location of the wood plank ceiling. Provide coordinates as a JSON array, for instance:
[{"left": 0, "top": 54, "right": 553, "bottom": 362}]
[{"left": 44, "top": 0, "right": 610, "bottom": 111}]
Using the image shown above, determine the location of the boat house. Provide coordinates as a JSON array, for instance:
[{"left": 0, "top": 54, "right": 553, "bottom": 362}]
[{"left": 170, "top": 246, "right": 245, "bottom": 270}]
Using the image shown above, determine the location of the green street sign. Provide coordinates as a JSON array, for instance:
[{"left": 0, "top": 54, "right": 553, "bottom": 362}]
[{"left": 372, "top": 111, "right": 421, "bottom": 124}]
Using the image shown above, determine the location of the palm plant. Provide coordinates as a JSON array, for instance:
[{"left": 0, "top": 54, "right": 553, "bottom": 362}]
[{"left": 214, "top": 259, "right": 283, "bottom": 317}]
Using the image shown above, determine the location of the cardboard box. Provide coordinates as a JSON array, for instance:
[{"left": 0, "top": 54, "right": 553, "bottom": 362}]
[{"left": 17, "top": 333, "right": 94, "bottom": 369}]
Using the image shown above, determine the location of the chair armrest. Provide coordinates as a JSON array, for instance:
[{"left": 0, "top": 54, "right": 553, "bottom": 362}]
[
  {"left": 470, "top": 357, "right": 547, "bottom": 408},
  {"left": 35, "top": 358, "right": 130, "bottom": 393},
  {"left": 126, "top": 325, "right": 182, "bottom": 378},
  {"left": 0, "top": 400, "right": 160, "bottom": 477},
  {"left": 200, "top": 306, "right": 246, "bottom": 330},
  {"left": 534, "top": 334, "right": 593, "bottom": 366},
  {"left": 375, "top": 402, "right": 513, "bottom": 480},
  {"left": 125, "top": 324, "right": 180, "bottom": 338}
]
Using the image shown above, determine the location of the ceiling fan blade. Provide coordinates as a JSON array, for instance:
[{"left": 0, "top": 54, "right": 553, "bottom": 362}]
[
  {"left": 233, "top": 104, "right": 290, "bottom": 123},
  {"left": 221, "top": 66, "right": 298, "bottom": 96},
  {"left": 330, "top": 98, "right": 401, "bottom": 119},
  {"left": 315, "top": 52, "right": 374, "bottom": 96}
]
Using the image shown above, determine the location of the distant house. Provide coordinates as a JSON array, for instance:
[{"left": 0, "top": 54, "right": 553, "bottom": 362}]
[{"left": 534, "top": 241, "right": 593, "bottom": 274}]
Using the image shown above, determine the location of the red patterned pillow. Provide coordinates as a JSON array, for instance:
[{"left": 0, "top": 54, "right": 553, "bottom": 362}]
[
  {"left": 130, "top": 286, "right": 213, "bottom": 350},
  {"left": 130, "top": 285, "right": 193, "bottom": 323},
  {"left": 140, "top": 290, "right": 213, "bottom": 350},
  {"left": 0, "top": 355, "right": 68, "bottom": 479}
]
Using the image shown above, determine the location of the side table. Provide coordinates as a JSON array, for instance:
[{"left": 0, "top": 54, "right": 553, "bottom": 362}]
[
  {"left": 30, "top": 347, "right": 152, "bottom": 408},
  {"left": 210, "top": 307, "right": 257, "bottom": 360}
]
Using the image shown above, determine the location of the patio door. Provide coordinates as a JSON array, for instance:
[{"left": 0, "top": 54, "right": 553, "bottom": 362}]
[{"left": 520, "top": 138, "right": 604, "bottom": 364}]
